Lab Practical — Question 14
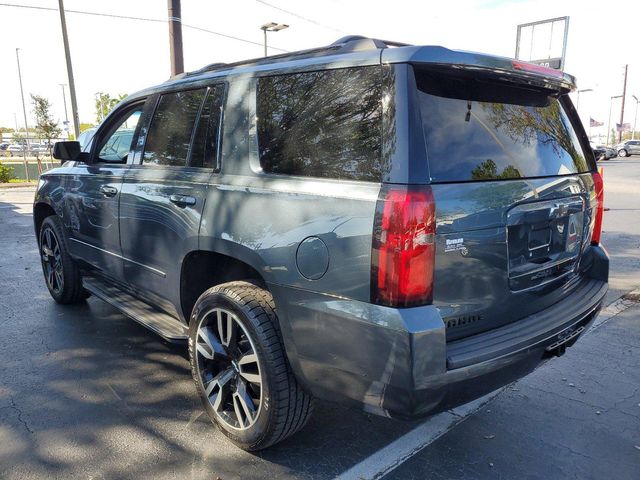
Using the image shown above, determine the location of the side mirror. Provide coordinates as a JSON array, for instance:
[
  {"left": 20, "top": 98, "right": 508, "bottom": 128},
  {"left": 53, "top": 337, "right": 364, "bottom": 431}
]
[{"left": 52, "top": 141, "right": 90, "bottom": 164}]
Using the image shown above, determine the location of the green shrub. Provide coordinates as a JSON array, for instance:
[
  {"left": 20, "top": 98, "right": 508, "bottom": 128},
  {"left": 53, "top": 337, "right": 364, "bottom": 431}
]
[{"left": 0, "top": 163, "right": 15, "bottom": 183}]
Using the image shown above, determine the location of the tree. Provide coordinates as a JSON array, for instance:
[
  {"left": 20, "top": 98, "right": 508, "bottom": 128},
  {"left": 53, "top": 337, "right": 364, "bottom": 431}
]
[
  {"left": 95, "top": 92, "right": 128, "bottom": 123},
  {"left": 79, "top": 123, "right": 95, "bottom": 133},
  {"left": 31, "top": 94, "right": 61, "bottom": 171},
  {"left": 12, "top": 131, "right": 26, "bottom": 144},
  {"left": 0, "top": 127, "right": 14, "bottom": 133}
]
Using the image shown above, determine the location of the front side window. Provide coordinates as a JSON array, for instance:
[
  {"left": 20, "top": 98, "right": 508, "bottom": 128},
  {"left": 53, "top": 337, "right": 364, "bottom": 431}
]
[
  {"left": 143, "top": 89, "right": 206, "bottom": 167},
  {"left": 97, "top": 108, "right": 142, "bottom": 162},
  {"left": 256, "top": 66, "right": 383, "bottom": 182}
]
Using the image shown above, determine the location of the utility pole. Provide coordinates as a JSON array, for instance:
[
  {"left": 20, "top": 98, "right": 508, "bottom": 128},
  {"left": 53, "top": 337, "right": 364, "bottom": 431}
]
[
  {"left": 15, "top": 48, "right": 30, "bottom": 181},
  {"left": 619, "top": 64, "right": 628, "bottom": 143},
  {"left": 167, "top": 0, "right": 184, "bottom": 76},
  {"left": 57, "top": 0, "right": 80, "bottom": 139},
  {"left": 59, "top": 83, "right": 69, "bottom": 138},
  {"left": 633, "top": 95, "right": 639, "bottom": 141}
]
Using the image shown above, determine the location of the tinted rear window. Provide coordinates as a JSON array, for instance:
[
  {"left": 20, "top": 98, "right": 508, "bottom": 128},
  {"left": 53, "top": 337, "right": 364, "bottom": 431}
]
[
  {"left": 257, "top": 66, "right": 383, "bottom": 182},
  {"left": 415, "top": 69, "right": 589, "bottom": 182}
]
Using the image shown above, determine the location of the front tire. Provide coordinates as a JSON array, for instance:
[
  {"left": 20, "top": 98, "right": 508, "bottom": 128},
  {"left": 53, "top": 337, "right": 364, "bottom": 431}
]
[
  {"left": 618, "top": 149, "right": 628, "bottom": 157},
  {"left": 39, "top": 216, "right": 88, "bottom": 304},
  {"left": 189, "top": 281, "right": 313, "bottom": 451}
]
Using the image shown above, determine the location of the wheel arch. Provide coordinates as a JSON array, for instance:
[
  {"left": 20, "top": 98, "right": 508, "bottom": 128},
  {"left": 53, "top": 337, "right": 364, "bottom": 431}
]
[
  {"left": 180, "top": 244, "right": 270, "bottom": 323},
  {"left": 33, "top": 201, "right": 57, "bottom": 238}
]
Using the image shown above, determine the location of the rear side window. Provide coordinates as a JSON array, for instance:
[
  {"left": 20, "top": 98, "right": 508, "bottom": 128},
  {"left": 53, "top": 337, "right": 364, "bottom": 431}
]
[
  {"left": 257, "top": 66, "right": 383, "bottom": 182},
  {"left": 189, "top": 84, "right": 225, "bottom": 169},
  {"left": 414, "top": 69, "right": 590, "bottom": 182},
  {"left": 143, "top": 89, "right": 206, "bottom": 167}
]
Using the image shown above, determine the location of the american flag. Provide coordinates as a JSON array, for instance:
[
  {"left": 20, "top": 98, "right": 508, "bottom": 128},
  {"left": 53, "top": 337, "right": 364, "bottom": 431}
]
[
  {"left": 590, "top": 118, "right": 603, "bottom": 127},
  {"left": 616, "top": 123, "right": 631, "bottom": 132}
]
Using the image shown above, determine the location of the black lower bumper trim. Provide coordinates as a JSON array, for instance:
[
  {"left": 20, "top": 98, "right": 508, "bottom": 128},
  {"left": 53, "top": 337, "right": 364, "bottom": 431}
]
[{"left": 446, "top": 278, "right": 607, "bottom": 370}]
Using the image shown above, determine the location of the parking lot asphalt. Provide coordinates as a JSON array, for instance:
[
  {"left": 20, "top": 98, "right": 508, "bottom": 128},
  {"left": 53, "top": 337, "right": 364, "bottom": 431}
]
[{"left": 0, "top": 158, "right": 639, "bottom": 480}]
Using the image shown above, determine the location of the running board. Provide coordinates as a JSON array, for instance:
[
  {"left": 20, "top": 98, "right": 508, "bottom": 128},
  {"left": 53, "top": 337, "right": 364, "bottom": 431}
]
[{"left": 83, "top": 277, "right": 188, "bottom": 343}]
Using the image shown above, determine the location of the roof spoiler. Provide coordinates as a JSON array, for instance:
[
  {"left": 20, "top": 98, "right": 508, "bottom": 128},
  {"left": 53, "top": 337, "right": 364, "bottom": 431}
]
[{"left": 382, "top": 46, "right": 577, "bottom": 93}]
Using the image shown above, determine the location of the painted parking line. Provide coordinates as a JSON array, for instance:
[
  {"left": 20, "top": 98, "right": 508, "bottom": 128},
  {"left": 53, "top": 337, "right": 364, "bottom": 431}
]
[
  {"left": 336, "top": 391, "right": 501, "bottom": 480},
  {"left": 335, "top": 287, "right": 640, "bottom": 480}
]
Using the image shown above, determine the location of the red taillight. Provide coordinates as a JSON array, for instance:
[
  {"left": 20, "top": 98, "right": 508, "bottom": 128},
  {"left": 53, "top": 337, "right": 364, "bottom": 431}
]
[
  {"left": 512, "top": 60, "right": 565, "bottom": 78},
  {"left": 371, "top": 185, "right": 436, "bottom": 308},
  {"left": 591, "top": 168, "right": 605, "bottom": 245}
]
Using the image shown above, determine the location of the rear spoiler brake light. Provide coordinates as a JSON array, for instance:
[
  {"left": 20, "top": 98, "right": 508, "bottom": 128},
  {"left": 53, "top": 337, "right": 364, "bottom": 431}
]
[{"left": 512, "top": 60, "right": 565, "bottom": 79}]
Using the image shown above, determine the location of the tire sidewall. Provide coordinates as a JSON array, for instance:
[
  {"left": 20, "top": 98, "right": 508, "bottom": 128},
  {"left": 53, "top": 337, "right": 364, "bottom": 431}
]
[
  {"left": 188, "top": 288, "right": 276, "bottom": 449},
  {"left": 619, "top": 149, "right": 628, "bottom": 157}
]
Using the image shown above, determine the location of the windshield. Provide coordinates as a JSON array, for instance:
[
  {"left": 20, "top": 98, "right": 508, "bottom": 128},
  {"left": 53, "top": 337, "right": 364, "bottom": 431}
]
[{"left": 414, "top": 69, "right": 591, "bottom": 182}]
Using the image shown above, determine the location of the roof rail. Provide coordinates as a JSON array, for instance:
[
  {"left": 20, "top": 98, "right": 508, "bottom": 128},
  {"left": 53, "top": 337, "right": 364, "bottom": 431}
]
[
  {"left": 175, "top": 35, "right": 411, "bottom": 79},
  {"left": 331, "top": 35, "right": 412, "bottom": 50}
]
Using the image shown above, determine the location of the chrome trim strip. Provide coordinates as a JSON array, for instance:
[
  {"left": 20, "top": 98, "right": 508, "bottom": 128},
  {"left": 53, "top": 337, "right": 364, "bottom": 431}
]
[{"left": 69, "top": 238, "right": 167, "bottom": 278}]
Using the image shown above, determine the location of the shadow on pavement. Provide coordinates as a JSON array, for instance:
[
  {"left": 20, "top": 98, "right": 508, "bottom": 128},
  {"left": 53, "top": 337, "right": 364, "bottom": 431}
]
[{"left": 0, "top": 195, "right": 419, "bottom": 480}]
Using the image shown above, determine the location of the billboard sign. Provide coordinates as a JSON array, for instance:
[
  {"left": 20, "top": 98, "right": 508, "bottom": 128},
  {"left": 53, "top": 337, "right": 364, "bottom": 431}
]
[{"left": 515, "top": 16, "right": 569, "bottom": 70}]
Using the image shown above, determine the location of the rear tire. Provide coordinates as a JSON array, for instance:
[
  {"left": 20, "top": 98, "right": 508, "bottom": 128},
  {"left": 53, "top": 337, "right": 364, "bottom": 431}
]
[
  {"left": 189, "top": 281, "right": 313, "bottom": 451},
  {"left": 39, "top": 216, "right": 89, "bottom": 304}
]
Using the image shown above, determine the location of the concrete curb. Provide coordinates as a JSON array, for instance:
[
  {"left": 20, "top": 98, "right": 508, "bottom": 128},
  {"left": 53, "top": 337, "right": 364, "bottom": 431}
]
[{"left": 0, "top": 182, "right": 38, "bottom": 189}]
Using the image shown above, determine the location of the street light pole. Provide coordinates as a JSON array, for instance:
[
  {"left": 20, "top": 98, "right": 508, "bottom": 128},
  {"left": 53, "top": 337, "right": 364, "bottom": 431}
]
[
  {"left": 59, "top": 83, "right": 69, "bottom": 138},
  {"left": 607, "top": 95, "right": 622, "bottom": 146},
  {"left": 15, "top": 48, "right": 30, "bottom": 181},
  {"left": 263, "top": 28, "right": 267, "bottom": 57},
  {"left": 576, "top": 88, "right": 593, "bottom": 112},
  {"left": 57, "top": 0, "right": 80, "bottom": 139},
  {"left": 260, "top": 22, "right": 289, "bottom": 57},
  {"left": 633, "top": 95, "right": 639, "bottom": 140}
]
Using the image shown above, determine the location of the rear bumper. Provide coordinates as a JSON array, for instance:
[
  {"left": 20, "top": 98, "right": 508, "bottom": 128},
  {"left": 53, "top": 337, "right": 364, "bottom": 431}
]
[{"left": 270, "top": 245, "right": 609, "bottom": 418}]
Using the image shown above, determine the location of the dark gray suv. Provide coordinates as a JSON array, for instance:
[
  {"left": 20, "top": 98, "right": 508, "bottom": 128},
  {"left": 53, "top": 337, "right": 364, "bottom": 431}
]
[{"left": 35, "top": 36, "right": 608, "bottom": 450}]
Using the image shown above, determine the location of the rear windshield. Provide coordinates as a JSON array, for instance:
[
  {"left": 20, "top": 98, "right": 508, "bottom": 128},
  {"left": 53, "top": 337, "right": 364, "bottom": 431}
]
[{"left": 415, "top": 69, "right": 590, "bottom": 182}]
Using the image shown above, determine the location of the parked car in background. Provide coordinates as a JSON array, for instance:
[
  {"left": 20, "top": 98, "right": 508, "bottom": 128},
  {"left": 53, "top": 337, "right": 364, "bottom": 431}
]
[
  {"left": 0, "top": 143, "right": 9, "bottom": 156},
  {"left": 6, "top": 144, "right": 28, "bottom": 156},
  {"left": 591, "top": 143, "right": 606, "bottom": 161},
  {"left": 603, "top": 146, "right": 616, "bottom": 159},
  {"left": 591, "top": 143, "right": 616, "bottom": 161},
  {"left": 35, "top": 36, "right": 608, "bottom": 451},
  {"left": 616, "top": 139, "right": 640, "bottom": 157},
  {"left": 30, "top": 143, "right": 50, "bottom": 156},
  {"left": 76, "top": 127, "right": 97, "bottom": 151}
]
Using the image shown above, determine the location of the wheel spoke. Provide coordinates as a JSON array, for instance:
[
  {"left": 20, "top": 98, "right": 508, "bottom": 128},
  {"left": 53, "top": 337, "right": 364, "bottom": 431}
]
[
  {"left": 197, "top": 325, "right": 228, "bottom": 360},
  {"left": 205, "top": 368, "right": 234, "bottom": 412},
  {"left": 238, "top": 352, "right": 261, "bottom": 385},
  {"left": 233, "top": 380, "right": 257, "bottom": 428},
  {"left": 217, "top": 310, "right": 236, "bottom": 347},
  {"left": 54, "top": 270, "right": 63, "bottom": 290},
  {"left": 47, "top": 268, "right": 54, "bottom": 287}
]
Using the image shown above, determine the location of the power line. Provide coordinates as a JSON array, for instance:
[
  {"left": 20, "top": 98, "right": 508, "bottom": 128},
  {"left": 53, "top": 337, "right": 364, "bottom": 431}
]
[
  {"left": 0, "top": 2, "right": 288, "bottom": 52},
  {"left": 253, "top": 0, "right": 347, "bottom": 35}
]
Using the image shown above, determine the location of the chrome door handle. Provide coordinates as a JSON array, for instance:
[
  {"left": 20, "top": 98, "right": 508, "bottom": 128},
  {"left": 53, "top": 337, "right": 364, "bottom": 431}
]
[
  {"left": 99, "top": 185, "right": 118, "bottom": 197},
  {"left": 169, "top": 194, "right": 196, "bottom": 207}
]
